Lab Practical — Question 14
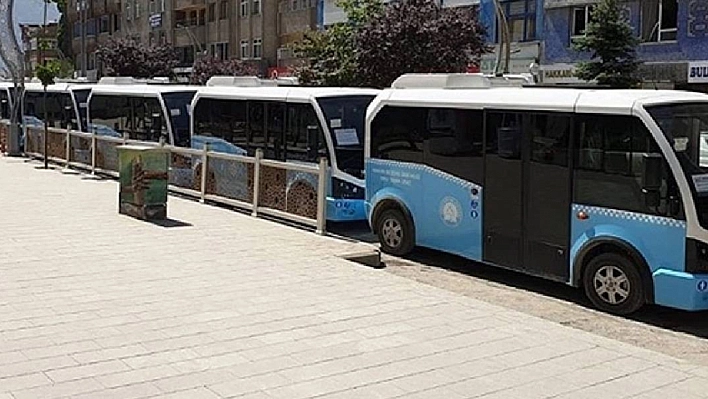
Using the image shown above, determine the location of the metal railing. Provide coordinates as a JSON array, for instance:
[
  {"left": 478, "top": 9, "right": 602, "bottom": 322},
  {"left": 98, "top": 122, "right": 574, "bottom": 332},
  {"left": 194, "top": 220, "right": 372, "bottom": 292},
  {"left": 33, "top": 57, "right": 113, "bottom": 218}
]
[{"left": 17, "top": 126, "right": 328, "bottom": 234}]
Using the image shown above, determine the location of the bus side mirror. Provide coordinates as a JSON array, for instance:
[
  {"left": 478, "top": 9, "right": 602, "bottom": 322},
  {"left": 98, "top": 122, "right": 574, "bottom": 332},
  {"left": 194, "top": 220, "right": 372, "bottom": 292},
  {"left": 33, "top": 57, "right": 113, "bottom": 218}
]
[
  {"left": 641, "top": 153, "right": 663, "bottom": 208},
  {"left": 307, "top": 125, "right": 319, "bottom": 160}
]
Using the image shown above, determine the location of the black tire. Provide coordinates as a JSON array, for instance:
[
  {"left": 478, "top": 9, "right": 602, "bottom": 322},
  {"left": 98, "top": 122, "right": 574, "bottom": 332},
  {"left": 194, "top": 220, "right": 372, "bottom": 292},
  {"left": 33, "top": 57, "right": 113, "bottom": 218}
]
[
  {"left": 582, "top": 252, "right": 646, "bottom": 315},
  {"left": 376, "top": 208, "right": 415, "bottom": 256}
]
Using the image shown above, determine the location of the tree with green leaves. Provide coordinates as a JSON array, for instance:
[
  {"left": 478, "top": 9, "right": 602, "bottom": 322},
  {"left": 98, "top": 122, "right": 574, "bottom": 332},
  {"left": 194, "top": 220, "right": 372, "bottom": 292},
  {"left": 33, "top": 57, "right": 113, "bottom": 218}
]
[
  {"left": 190, "top": 56, "right": 258, "bottom": 85},
  {"left": 35, "top": 59, "right": 61, "bottom": 169},
  {"left": 96, "top": 39, "right": 178, "bottom": 78},
  {"left": 357, "top": 0, "right": 487, "bottom": 88},
  {"left": 572, "top": 0, "right": 640, "bottom": 88},
  {"left": 291, "top": 0, "right": 383, "bottom": 86}
]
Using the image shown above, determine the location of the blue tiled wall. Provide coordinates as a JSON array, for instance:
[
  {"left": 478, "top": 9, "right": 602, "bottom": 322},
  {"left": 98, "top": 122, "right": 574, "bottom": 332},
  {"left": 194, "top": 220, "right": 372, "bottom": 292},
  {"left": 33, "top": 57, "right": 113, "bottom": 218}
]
[{"left": 544, "top": 0, "right": 708, "bottom": 65}]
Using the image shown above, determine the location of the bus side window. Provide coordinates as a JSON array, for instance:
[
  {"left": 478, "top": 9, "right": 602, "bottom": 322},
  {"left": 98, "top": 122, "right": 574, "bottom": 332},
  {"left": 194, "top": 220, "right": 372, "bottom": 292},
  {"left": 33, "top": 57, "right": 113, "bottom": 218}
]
[
  {"left": 486, "top": 112, "right": 522, "bottom": 159},
  {"left": 574, "top": 115, "right": 680, "bottom": 217},
  {"left": 425, "top": 108, "right": 484, "bottom": 184},
  {"left": 89, "top": 95, "right": 129, "bottom": 138},
  {"left": 529, "top": 113, "right": 570, "bottom": 167},
  {"left": 266, "top": 102, "right": 286, "bottom": 161},
  {"left": 248, "top": 101, "right": 266, "bottom": 150},
  {"left": 370, "top": 106, "right": 425, "bottom": 163},
  {"left": 286, "top": 103, "right": 327, "bottom": 163}
]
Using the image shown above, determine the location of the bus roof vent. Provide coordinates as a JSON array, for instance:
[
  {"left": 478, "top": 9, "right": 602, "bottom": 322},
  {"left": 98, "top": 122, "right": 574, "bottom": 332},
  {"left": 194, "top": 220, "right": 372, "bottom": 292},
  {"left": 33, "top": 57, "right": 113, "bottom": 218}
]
[
  {"left": 391, "top": 73, "right": 531, "bottom": 89},
  {"left": 206, "top": 76, "right": 276, "bottom": 87},
  {"left": 149, "top": 77, "right": 171, "bottom": 84},
  {"left": 98, "top": 76, "right": 139, "bottom": 85}
]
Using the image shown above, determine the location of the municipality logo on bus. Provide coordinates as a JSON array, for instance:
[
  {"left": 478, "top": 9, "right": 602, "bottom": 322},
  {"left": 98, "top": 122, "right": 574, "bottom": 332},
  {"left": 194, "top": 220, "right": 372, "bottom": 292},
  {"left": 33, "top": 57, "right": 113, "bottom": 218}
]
[{"left": 440, "top": 196, "right": 463, "bottom": 227}]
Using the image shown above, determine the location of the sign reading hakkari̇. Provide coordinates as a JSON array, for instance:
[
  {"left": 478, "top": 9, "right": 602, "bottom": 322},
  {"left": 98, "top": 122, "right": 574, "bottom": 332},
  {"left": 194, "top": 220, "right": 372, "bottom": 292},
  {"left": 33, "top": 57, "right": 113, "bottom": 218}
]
[{"left": 688, "top": 61, "right": 708, "bottom": 83}]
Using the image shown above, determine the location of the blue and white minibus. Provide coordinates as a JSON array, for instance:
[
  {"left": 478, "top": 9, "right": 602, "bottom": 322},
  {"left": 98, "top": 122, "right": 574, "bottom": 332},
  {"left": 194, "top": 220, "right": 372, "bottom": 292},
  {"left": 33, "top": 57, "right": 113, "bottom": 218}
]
[
  {"left": 191, "top": 83, "right": 380, "bottom": 222},
  {"left": 365, "top": 73, "right": 708, "bottom": 315}
]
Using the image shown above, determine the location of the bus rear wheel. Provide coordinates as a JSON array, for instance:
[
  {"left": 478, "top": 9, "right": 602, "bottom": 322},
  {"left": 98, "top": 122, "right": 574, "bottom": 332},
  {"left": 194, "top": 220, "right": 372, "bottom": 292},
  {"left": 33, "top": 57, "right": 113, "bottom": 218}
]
[
  {"left": 582, "top": 253, "right": 645, "bottom": 315},
  {"left": 376, "top": 208, "right": 414, "bottom": 256}
]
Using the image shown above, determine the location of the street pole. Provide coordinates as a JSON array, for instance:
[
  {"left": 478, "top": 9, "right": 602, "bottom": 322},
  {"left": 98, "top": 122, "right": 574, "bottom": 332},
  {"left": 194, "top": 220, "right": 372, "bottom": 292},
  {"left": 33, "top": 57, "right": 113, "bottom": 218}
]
[
  {"left": 80, "top": 0, "right": 87, "bottom": 77},
  {"left": 43, "top": 86, "right": 48, "bottom": 168}
]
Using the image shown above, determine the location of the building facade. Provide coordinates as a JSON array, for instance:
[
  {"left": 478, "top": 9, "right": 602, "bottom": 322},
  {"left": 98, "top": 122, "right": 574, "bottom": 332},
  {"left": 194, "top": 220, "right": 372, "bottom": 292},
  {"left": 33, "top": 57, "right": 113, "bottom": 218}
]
[
  {"left": 20, "top": 22, "right": 61, "bottom": 76},
  {"left": 543, "top": 0, "right": 708, "bottom": 92},
  {"left": 66, "top": 0, "right": 318, "bottom": 79},
  {"left": 478, "top": 0, "right": 544, "bottom": 75}
]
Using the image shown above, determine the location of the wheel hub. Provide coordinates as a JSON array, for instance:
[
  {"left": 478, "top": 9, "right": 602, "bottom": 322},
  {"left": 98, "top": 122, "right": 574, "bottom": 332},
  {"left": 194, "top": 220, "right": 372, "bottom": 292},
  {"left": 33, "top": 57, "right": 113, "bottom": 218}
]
[
  {"left": 593, "top": 265, "right": 630, "bottom": 305},
  {"left": 381, "top": 218, "right": 402, "bottom": 249}
]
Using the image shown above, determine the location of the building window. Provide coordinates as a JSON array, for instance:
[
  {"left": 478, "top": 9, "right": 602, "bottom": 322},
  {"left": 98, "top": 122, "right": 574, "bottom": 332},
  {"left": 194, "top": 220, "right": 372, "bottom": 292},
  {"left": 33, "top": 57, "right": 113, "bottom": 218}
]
[
  {"left": 497, "top": 0, "right": 536, "bottom": 43},
  {"left": 241, "top": 0, "right": 248, "bottom": 16},
  {"left": 220, "top": 0, "right": 229, "bottom": 19},
  {"left": 112, "top": 14, "right": 121, "bottom": 33},
  {"left": 642, "top": 0, "right": 677, "bottom": 42},
  {"left": 252, "top": 38, "right": 262, "bottom": 59},
  {"left": 571, "top": 6, "right": 593, "bottom": 38},
  {"left": 240, "top": 39, "right": 249, "bottom": 59},
  {"left": 253, "top": 0, "right": 261, "bottom": 15},
  {"left": 219, "top": 42, "right": 229, "bottom": 60},
  {"left": 135, "top": 2, "right": 141, "bottom": 19},
  {"left": 208, "top": 3, "right": 216, "bottom": 22},
  {"left": 291, "top": 0, "right": 298, "bottom": 11}
]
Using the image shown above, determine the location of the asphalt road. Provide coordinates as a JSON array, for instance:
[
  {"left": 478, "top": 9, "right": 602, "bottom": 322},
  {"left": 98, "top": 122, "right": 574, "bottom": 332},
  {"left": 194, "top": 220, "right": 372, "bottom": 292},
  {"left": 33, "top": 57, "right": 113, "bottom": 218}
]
[{"left": 329, "top": 222, "right": 708, "bottom": 366}]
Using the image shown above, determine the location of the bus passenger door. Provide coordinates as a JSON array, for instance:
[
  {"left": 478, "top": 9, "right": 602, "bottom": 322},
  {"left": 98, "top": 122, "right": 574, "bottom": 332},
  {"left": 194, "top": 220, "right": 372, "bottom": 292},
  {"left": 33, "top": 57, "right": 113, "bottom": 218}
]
[
  {"left": 483, "top": 112, "right": 571, "bottom": 280},
  {"left": 523, "top": 113, "right": 571, "bottom": 281},
  {"left": 483, "top": 112, "right": 524, "bottom": 270}
]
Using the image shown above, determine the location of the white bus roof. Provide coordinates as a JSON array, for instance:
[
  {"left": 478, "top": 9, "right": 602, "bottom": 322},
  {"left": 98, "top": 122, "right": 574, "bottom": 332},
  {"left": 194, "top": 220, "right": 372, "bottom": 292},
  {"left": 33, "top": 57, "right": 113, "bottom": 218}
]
[
  {"left": 23, "top": 82, "right": 96, "bottom": 93},
  {"left": 375, "top": 87, "right": 708, "bottom": 115},
  {"left": 193, "top": 86, "right": 380, "bottom": 103},
  {"left": 89, "top": 84, "right": 197, "bottom": 97}
]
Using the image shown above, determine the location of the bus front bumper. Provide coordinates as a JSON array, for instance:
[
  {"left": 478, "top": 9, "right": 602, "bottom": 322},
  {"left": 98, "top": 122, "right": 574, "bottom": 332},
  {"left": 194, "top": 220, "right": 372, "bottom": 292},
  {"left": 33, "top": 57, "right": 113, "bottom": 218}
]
[
  {"left": 653, "top": 269, "right": 708, "bottom": 311},
  {"left": 326, "top": 198, "right": 367, "bottom": 222}
]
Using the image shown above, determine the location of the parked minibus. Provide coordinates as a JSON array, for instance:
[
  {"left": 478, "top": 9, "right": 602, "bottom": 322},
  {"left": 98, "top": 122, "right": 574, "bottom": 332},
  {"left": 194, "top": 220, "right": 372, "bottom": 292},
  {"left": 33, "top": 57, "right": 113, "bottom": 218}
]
[
  {"left": 191, "top": 82, "right": 380, "bottom": 222},
  {"left": 0, "top": 81, "right": 14, "bottom": 120},
  {"left": 87, "top": 77, "right": 197, "bottom": 146},
  {"left": 365, "top": 73, "right": 708, "bottom": 314},
  {"left": 23, "top": 81, "right": 92, "bottom": 131}
]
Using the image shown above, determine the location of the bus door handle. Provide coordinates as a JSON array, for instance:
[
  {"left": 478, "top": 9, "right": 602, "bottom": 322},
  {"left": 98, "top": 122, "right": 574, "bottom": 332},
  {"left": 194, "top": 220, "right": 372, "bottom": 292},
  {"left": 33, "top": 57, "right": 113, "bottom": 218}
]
[{"left": 576, "top": 211, "right": 589, "bottom": 221}]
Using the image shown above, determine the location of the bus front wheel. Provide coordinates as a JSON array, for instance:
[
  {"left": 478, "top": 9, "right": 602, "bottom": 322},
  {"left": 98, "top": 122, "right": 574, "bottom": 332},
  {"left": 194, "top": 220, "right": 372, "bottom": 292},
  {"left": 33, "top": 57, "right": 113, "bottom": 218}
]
[
  {"left": 376, "top": 208, "right": 414, "bottom": 256},
  {"left": 582, "top": 253, "right": 645, "bottom": 315}
]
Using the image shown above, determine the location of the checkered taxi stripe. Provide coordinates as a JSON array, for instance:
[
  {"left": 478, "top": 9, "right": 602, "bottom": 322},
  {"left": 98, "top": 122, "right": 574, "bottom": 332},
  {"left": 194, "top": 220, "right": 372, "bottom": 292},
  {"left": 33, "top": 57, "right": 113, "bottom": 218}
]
[{"left": 573, "top": 204, "right": 686, "bottom": 229}]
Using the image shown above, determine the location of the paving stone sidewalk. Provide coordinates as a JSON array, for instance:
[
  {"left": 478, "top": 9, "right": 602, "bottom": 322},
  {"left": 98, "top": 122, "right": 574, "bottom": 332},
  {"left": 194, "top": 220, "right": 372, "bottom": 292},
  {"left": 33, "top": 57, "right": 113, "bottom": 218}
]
[{"left": 1, "top": 157, "right": 708, "bottom": 399}]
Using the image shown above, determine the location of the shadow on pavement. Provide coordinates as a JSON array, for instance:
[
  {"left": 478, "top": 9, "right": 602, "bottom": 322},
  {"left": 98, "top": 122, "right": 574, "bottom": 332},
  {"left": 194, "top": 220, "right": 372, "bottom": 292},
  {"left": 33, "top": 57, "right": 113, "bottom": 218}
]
[
  {"left": 332, "top": 223, "right": 708, "bottom": 340},
  {"left": 148, "top": 218, "right": 193, "bottom": 228},
  {"left": 408, "top": 247, "right": 708, "bottom": 338}
]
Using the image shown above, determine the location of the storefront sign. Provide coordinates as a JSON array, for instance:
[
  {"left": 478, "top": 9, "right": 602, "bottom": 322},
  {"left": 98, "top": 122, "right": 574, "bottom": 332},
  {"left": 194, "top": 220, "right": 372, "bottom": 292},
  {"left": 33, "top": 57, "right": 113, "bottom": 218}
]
[
  {"left": 689, "top": 61, "right": 708, "bottom": 83},
  {"left": 541, "top": 64, "right": 584, "bottom": 84}
]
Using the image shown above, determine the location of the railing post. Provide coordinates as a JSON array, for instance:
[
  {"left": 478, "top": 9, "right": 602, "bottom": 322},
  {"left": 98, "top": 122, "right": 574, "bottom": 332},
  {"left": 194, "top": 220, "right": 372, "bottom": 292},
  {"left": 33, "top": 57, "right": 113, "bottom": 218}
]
[
  {"left": 199, "top": 142, "right": 208, "bottom": 203},
  {"left": 123, "top": 131, "right": 128, "bottom": 146},
  {"left": 90, "top": 129, "right": 97, "bottom": 174},
  {"left": 316, "top": 157, "right": 327, "bottom": 235},
  {"left": 251, "top": 149, "right": 263, "bottom": 217},
  {"left": 64, "top": 126, "right": 71, "bottom": 169}
]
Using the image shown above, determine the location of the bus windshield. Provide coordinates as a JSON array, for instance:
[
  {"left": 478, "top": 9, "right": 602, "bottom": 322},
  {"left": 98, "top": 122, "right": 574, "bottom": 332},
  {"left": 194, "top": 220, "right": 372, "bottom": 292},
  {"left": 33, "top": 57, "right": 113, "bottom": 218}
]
[
  {"left": 162, "top": 91, "right": 196, "bottom": 147},
  {"left": 647, "top": 102, "right": 708, "bottom": 227},
  {"left": 317, "top": 95, "right": 375, "bottom": 177}
]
